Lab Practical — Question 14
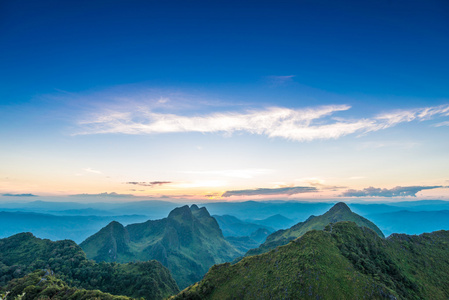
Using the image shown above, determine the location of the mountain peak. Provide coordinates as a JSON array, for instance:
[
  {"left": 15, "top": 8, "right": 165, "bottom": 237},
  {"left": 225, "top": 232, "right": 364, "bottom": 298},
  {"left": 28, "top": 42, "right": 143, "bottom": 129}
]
[
  {"left": 107, "top": 220, "right": 124, "bottom": 227},
  {"left": 329, "top": 202, "right": 351, "bottom": 214},
  {"left": 167, "top": 205, "right": 192, "bottom": 220},
  {"left": 190, "top": 204, "right": 200, "bottom": 211}
]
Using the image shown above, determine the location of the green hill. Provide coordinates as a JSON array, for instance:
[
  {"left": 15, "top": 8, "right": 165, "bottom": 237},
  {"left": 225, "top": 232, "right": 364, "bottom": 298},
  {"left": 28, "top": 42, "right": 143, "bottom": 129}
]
[
  {"left": 81, "top": 205, "right": 241, "bottom": 289},
  {"left": 246, "top": 202, "right": 384, "bottom": 256},
  {"left": 1, "top": 269, "right": 132, "bottom": 300},
  {"left": 0, "top": 232, "right": 179, "bottom": 299},
  {"left": 173, "top": 222, "right": 449, "bottom": 299}
]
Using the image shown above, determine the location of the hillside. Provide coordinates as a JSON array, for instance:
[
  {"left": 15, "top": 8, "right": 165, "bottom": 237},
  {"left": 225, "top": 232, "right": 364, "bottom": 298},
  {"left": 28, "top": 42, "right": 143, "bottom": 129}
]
[
  {"left": 81, "top": 205, "right": 241, "bottom": 289},
  {"left": 0, "top": 232, "right": 179, "bottom": 299},
  {"left": 173, "top": 222, "right": 449, "bottom": 299},
  {"left": 246, "top": 202, "right": 384, "bottom": 256},
  {"left": 1, "top": 270, "right": 132, "bottom": 300}
]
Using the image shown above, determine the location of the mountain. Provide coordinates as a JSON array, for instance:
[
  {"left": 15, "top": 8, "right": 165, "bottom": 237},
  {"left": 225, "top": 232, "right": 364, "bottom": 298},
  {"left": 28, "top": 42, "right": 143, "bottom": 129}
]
[
  {"left": 1, "top": 270, "right": 132, "bottom": 300},
  {"left": 81, "top": 205, "right": 241, "bottom": 289},
  {"left": 367, "top": 210, "right": 449, "bottom": 236},
  {"left": 204, "top": 201, "right": 334, "bottom": 220},
  {"left": 173, "top": 222, "right": 449, "bottom": 299},
  {"left": 0, "top": 232, "right": 179, "bottom": 299},
  {"left": 0, "top": 211, "right": 149, "bottom": 243},
  {"left": 246, "top": 214, "right": 295, "bottom": 230},
  {"left": 0, "top": 200, "right": 179, "bottom": 219},
  {"left": 212, "top": 214, "right": 274, "bottom": 237},
  {"left": 246, "top": 202, "right": 384, "bottom": 256}
]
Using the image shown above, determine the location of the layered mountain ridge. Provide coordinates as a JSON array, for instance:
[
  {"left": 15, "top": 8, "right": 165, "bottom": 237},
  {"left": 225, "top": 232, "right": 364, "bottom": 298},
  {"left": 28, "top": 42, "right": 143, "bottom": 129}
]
[
  {"left": 246, "top": 202, "right": 384, "bottom": 256},
  {"left": 81, "top": 204, "right": 241, "bottom": 289}
]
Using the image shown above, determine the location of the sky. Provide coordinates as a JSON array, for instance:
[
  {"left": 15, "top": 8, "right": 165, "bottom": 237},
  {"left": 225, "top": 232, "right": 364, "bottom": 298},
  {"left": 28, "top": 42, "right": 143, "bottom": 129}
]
[{"left": 1, "top": 0, "right": 449, "bottom": 202}]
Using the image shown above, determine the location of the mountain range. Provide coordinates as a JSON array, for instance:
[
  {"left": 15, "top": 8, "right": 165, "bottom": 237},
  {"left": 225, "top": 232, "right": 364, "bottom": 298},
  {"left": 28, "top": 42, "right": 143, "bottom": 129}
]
[
  {"left": 0, "top": 211, "right": 148, "bottom": 243},
  {"left": 246, "top": 202, "right": 384, "bottom": 257},
  {"left": 2, "top": 201, "right": 449, "bottom": 299},
  {"left": 80, "top": 205, "right": 241, "bottom": 289},
  {"left": 3, "top": 200, "right": 449, "bottom": 238}
]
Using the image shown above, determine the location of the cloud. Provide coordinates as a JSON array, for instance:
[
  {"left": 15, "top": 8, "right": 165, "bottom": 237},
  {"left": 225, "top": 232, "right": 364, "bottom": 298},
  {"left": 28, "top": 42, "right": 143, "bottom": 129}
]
[
  {"left": 2, "top": 193, "right": 37, "bottom": 197},
  {"left": 125, "top": 181, "right": 172, "bottom": 187},
  {"left": 181, "top": 169, "right": 272, "bottom": 179},
  {"left": 295, "top": 177, "right": 345, "bottom": 190},
  {"left": 434, "top": 121, "right": 449, "bottom": 127},
  {"left": 69, "top": 192, "right": 134, "bottom": 197},
  {"left": 222, "top": 186, "right": 318, "bottom": 197},
  {"left": 75, "top": 103, "right": 449, "bottom": 142},
  {"left": 341, "top": 186, "right": 444, "bottom": 197},
  {"left": 83, "top": 168, "right": 102, "bottom": 174},
  {"left": 266, "top": 75, "right": 296, "bottom": 87}
]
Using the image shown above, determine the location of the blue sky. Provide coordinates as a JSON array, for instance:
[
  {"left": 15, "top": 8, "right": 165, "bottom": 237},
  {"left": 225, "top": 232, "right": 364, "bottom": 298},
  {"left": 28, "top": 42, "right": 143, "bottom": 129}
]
[{"left": 1, "top": 0, "right": 448, "bottom": 201}]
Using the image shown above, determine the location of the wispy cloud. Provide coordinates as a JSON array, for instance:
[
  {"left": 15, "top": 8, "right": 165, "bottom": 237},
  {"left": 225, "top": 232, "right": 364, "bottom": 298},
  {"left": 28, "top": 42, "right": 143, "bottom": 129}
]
[
  {"left": 2, "top": 193, "right": 37, "bottom": 197},
  {"left": 434, "top": 121, "right": 449, "bottom": 127},
  {"left": 69, "top": 192, "right": 134, "bottom": 197},
  {"left": 181, "top": 169, "right": 272, "bottom": 179},
  {"left": 83, "top": 168, "right": 103, "bottom": 174},
  {"left": 341, "top": 186, "right": 444, "bottom": 197},
  {"left": 297, "top": 178, "right": 346, "bottom": 191},
  {"left": 222, "top": 186, "right": 317, "bottom": 197},
  {"left": 75, "top": 104, "right": 449, "bottom": 142},
  {"left": 266, "top": 75, "right": 296, "bottom": 87},
  {"left": 125, "top": 181, "right": 172, "bottom": 187}
]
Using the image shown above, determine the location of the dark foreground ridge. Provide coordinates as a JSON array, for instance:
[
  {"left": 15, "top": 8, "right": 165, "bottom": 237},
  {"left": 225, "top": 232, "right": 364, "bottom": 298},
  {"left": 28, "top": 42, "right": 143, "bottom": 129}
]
[
  {"left": 1, "top": 270, "right": 132, "bottom": 300},
  {"left": 173, "top": 222, "right": 449, "bottom": 300},
  {"left": 246, "top": 202, "right": 384, "bottom": 256},
  {"left": 0, "top": 232, "right": 179, "bottom": 299}
]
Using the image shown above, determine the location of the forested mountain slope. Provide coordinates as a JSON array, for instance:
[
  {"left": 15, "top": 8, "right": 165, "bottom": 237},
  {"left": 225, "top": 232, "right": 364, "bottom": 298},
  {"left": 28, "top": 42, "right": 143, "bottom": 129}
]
[
  {"left": 0, "top": 233, "right": 179, "bottom": 300},
  {"left": 246, "top": 202, "right": 384, "bottom": 256},
  {"left": 174, "top": 222, "right": 449, "bottom": 300},
  {"left": 81, "top": 205, "right": 241, "bottom": 288}
]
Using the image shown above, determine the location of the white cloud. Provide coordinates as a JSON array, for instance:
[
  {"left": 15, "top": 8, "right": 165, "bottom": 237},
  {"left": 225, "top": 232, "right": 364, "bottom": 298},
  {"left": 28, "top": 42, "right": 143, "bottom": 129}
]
[
  {"left": 181, "top": 169, "right": 273, "bottom": 179},
  {"left": 266, "top": 75, "right": 296, "bottom": 86},
  {"left": 75, "top": 104, "right": 449, "bottom": 142},
  {"left": 434, "top": 121, "right": 449, "bottom": 127},
  {"left": 83, "top": 168, "right": 103, "bottom": 174}
]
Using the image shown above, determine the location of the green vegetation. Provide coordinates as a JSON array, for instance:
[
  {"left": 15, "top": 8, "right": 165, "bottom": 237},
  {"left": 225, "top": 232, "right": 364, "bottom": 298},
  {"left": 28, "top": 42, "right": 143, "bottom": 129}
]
[
  {"left": 246, "top": 202, "right": 384, "bottom": 256},
  {"left": 0, "top": 233, "right": 179, "bottom": 299},
  {"left": 81, "top": 205, "right": 241, "bottom": 289},
  {"left": 1, "top": 270, "right": 132, "bottom": 300},
  {"left": 173, "top": 222, "right": 449, "bottom": 299}
]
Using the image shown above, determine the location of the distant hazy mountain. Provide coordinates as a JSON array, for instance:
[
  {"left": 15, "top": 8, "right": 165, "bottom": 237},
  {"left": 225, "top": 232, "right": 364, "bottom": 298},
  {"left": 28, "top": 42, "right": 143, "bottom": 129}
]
[
  {"left": 81, "top": 205, "right": 241, "bottom": 289},
  {"left": 204, "top": 201, "right": 334, "bottom": 220},
  {"left": 246, "top": 202, "right": 384, "bottom": 257},
  {"left": 0, "top": 200, "right": 180, "bottom": 219},
  {"left": 0, "top": 211, "right": 149, "bottom": 243},
  {"left": 367, "top": 210, "right": 449, "bottom": 236},
  {"left": 212, "top": 214, "right": 274, "bottom": 237},
  {"left": 173, "top": 222, "right": 449, "bottom": 299},
  {"left": 0, "top": 232, "right": 178, "bottom": 299},
  {"left": 245, "top": 214, "right": 295, "bottom": 230}
]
